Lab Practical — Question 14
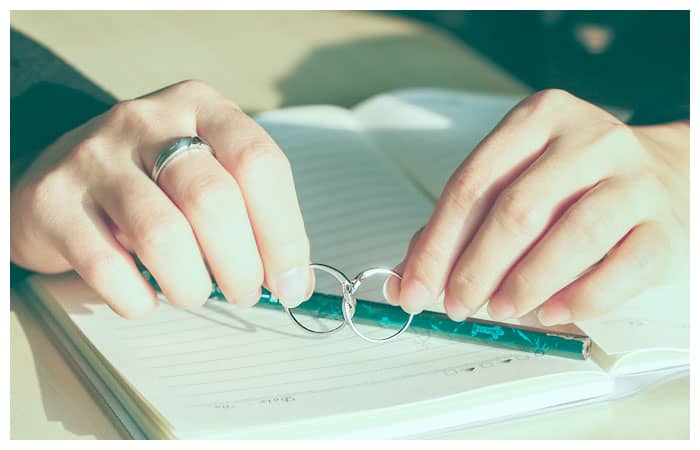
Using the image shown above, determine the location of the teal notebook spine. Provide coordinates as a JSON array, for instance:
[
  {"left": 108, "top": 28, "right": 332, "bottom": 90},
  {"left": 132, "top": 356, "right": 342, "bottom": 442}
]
[{"left": 136, "top": 262, "right": 590, "bottom": 360}]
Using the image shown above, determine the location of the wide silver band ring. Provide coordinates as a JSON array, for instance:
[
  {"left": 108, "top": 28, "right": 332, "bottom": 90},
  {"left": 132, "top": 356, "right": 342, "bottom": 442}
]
[{"left": 151, "top": 136, "right": 214, "bottom": 183}]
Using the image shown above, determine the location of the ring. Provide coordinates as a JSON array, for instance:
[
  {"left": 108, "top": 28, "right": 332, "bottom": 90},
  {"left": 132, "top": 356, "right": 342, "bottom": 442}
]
[
  {"left": 342, "top": 268, "right": 414, "bottom": 343},
  {"left": 151, "top": 136, "right": 214, "bottom": 183},
  {"left": 285, "top": 265, "right": 414, "bottom": 342},
  {"left": 284, "top": 263, "right": 353, "bottom": 336}
]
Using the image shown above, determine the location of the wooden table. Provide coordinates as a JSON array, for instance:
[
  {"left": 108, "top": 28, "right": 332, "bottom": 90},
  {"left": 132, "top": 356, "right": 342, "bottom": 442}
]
[{"left": 9, "top": 10, "right": 688, "bottom": 439}]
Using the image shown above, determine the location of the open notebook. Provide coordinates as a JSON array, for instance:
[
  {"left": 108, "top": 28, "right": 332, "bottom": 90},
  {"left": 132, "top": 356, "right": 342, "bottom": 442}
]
[{"left": 21, "top": 89, "right": 689, "bottom": 439}]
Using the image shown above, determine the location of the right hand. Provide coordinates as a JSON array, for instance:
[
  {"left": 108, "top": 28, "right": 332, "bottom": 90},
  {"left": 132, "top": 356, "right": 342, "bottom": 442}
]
[{"left": 11, "top": 80, "right": 313, "bottom": 318}]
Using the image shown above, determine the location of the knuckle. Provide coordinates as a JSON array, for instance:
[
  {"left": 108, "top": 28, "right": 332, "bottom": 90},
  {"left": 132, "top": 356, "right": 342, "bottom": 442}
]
[
  {"left": 26, "top": 170, "right": 63, "bottom": 212},
  {"left": 175, "top": 79, "right": 214, "bottom": 95},
  {"left": 509, "top": 89, "right": 576, "bottom": 123},
  {"left": 445, "top": 165, "right": 488, "bottom": 213},
  {"left": 410, "top": 242, "right": 450, "bottom": 284},
  {"left": 233, "top": 139, "right": 290, "bottom": 180},
  {"left": 221, "top": 98, "right": 242, "bottom": 113},
  {"left": 529, "top": 88, "right": 574, "bottom": 109},
  {"left": 505, "top": 269, "right": 537, "bottom": 301},
  {"left": 106, "top": 99, "right": 153, "bottom": 129},
  {"left": 67, "top": 136, "right": 114, "bottom": 171},
  {"left": 600, "top": 122, "right": 640, "bottom": 158},
  {"left": 133, "top": 213, "right": 191, "bottom": 254},
  {"left": 494, "top": 188, "right": 542, "bottom": 233},
  {"left": 603, "top": 121, "right": 635, "bottom": 143},
  {"left": 171, "top": 79, "right": 240, "bottom": 110},
  {"left": 448, "top": 270, "right": 482, "bottom": 301},
  {"left": 566, "top": 206, "right": 607, "bottom": 247}
]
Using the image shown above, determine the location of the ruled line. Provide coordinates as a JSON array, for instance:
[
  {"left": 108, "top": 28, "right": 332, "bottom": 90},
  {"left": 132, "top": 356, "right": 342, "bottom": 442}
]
[
  {"left": 186, "top": 348, "right": 497, "bottom": 399},
  {"left": 169, "top": 340, "right": 459, "bottom": 389}
]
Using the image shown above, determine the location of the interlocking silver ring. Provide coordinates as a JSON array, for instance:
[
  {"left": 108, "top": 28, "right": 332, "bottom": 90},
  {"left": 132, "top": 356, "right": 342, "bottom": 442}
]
[
  {"left": 151, "top": 136, "right": 214, "bottom": 183},
  {"left": 343, "top": 267, "right": 414, "bottom": 343},
  {"left": 285, "top": 263, "right": 351, "bottom": 336},
  {"left": 285, "top": 263, "right": 414, "bottom": 343}
]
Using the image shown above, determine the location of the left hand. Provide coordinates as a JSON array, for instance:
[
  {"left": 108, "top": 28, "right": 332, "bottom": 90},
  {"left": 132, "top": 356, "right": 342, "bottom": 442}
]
[{"left": 386, "top": 89, "right": 689, "bottom": 325}]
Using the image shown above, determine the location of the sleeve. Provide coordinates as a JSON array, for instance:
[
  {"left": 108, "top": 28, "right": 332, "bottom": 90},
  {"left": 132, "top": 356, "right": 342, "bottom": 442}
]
[
  {"left": 627, "top": 102, "right": 690, "bottom": 126},
  {"left": 11, "top": 28, "right": 117, "bottom": 285}
]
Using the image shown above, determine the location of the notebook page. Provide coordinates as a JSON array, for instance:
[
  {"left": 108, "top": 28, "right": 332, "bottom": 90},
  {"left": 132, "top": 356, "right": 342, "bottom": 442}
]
[
  {"left": 254, "top": 105, "right": 435, "bottom": 299},
  {"left": 353, "top": 88, "right": 630, "bottom": 200},
  {"left": 31, "top": 272, "right": 604, "bottom": 438},
  {"left": 577, "top": 279, "right": 689, "bottom": 360},
  {"left": 353, "top": 88, "right": 524, "bottom": 200}
]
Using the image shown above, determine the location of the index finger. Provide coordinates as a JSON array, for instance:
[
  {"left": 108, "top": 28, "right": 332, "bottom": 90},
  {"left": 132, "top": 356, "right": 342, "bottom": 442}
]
[
  {"left": 396, "top": 91, "right": 561, "bottom": 314},
  {"left": 184, "top": 82, "right": 313, "bottom": 307}
]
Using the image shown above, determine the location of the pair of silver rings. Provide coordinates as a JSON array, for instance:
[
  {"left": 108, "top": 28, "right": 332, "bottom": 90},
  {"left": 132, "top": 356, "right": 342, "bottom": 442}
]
[{"left": 285, "top": 264, "right": 414, "bottom": 343}]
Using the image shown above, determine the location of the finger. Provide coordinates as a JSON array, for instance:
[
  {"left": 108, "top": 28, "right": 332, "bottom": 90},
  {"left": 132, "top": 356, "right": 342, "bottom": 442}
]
[
  {"left": 536, "top": 221, "right": 669, "bottom": 325},
  {"left": 397, "top": 90, "right": 574, "bottom": 314},
  {"left": 385, "top": 260, "right": 405, "bottom": 306},
  {"left": 489, "top": 176, "right": 656, "bottom": 319},
  {"left": 156, "top": 149, "right": 264, "bottom": 307},
  {"left": 195, "top": 102, "right": 313, "bottom": 307},
  {"left": 385, "top": 227, "right": 424, "bottom": 305},
  {"left": 135, "top": 80, "right": 311, "bottom": 306},
  {"left": 50, "top": 203, "right": 158, "bottom": 319},
  {"left": 444, "top": 124, "right": 630, "bottom": 321},
  {"left": 93, "top": 169, "right": 212, "bottom": 309}
]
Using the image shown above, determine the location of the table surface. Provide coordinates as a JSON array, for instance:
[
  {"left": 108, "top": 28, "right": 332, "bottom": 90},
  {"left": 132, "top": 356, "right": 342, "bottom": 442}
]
[{"left": 9, "top": 10, "right": 689, "bottom": 439}]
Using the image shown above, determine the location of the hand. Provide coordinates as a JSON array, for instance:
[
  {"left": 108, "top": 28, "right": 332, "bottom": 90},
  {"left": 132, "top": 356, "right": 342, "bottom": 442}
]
[
  {"left": 11, "top": 80, "right": 313, "bottom": 318},
  {"left": 387, "top": 89, "right": 689, "bottom": 325}
]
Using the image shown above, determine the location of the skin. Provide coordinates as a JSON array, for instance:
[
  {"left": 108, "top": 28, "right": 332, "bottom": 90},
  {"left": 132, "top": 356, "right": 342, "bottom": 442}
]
[
  {"left": 386, "top": 89, "right": 688, "bottom": 326},
  {"left": 10, "top": 80, "right": 314, "bottom": 318},
  {"left": 12, "top": 84, "right": 688, "bottom": 326}
]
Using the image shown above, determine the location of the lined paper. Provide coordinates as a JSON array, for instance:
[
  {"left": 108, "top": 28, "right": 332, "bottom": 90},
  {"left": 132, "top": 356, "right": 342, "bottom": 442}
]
[
  {"left": 256, "top": 105, "right": 435, "bottom": 299},
  {"left": 35, "top": 273, "right": 600, "bottom": 438},
  {"left": 354, "top": 89, "right": 523, "bottom": 200}
]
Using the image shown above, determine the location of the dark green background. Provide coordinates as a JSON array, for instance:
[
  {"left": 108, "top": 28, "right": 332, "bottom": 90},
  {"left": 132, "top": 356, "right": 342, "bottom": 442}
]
[{"left": 393, "top": 11, "right": 689, "bottom": 124}]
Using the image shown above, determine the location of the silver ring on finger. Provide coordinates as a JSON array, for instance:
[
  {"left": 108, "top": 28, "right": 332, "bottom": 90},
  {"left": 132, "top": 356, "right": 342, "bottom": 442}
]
[{"left": 151, "top": 136, "right": 214, "bottom": 184}]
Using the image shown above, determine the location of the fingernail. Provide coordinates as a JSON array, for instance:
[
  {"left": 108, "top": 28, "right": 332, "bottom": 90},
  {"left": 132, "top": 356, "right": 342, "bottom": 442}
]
[
  {"left": 399, "top": 279, "right": 433, "bottom": 314},
  {"left": 383, "top": 280, "right": 395, "bottom": 305},
  {"left": 445, "top": 294, "right": 471, "bottom": 322},
  {"left": 488, "top": 291, "right": 516, "bottom": 320},
  {"left": 383, "top": 277, "right": 401, "bottom": 305},
  {"left": 537, "top": 305, "right": 572, "bottom": 326},
  {"left": 274, "top": 267, "right": 311, "bottom": 308}
]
